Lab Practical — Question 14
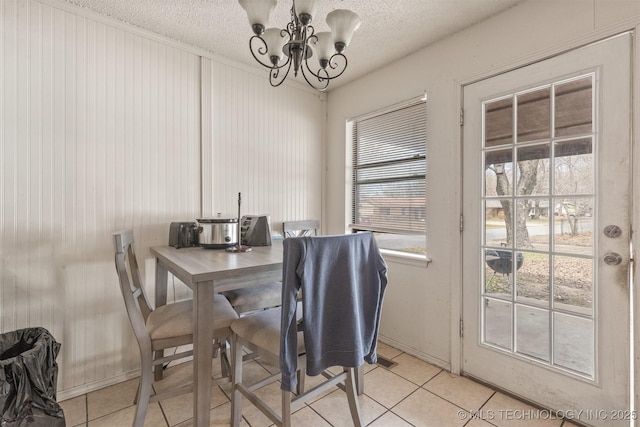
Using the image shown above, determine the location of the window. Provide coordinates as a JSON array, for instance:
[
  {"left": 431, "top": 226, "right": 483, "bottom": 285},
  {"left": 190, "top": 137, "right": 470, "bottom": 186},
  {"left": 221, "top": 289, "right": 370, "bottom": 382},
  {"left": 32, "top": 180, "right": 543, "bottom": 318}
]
[{"left": 350, "top": 96, "right": 427, "bottom": 255}]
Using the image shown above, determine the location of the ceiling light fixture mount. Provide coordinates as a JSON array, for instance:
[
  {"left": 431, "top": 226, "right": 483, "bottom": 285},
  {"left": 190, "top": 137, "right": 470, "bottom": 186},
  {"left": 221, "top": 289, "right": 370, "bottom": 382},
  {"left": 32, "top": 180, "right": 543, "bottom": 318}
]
[{"left": 238, "top": 0, "right": 361, "bottom": 91}]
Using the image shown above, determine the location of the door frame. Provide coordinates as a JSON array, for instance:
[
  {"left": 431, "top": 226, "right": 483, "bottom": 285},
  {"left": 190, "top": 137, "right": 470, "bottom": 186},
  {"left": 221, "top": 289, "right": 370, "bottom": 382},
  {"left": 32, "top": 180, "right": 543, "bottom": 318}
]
[
  {"left": 451, "top": 22, "right": 639, "bottom": 407},
  {"left": 632, "top": 23, "right": 640, "bottom": 420}
]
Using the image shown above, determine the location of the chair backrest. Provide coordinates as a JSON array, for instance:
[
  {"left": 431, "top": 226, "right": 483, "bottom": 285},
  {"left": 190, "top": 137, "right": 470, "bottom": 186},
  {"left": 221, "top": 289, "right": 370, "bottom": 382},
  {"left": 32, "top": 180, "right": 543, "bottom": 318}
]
[
  {"left": 113, "top": 229, "right": 153, "bottom": 346},
  {"left": 282, "top": 220, "right": 320, "bottom": 238}
]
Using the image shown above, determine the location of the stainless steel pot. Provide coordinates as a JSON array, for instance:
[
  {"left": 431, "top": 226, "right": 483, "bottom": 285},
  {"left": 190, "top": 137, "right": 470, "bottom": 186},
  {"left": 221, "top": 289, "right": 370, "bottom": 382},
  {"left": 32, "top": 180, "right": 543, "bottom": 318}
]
[{"left": 197, "top": 217, "right": 238, "bottom": 249}]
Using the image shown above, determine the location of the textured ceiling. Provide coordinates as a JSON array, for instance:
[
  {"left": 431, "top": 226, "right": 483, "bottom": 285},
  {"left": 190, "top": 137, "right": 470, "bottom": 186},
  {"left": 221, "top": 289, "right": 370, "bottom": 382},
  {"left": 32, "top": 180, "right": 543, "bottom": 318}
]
[{"left": 62, "top": 0, "right": 523, "bottom": 89}]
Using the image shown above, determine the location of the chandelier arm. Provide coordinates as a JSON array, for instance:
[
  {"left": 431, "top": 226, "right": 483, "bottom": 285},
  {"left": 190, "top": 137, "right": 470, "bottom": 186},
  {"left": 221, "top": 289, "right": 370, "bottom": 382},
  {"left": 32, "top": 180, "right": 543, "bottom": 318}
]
[
  {"left": 249, "top": 35, "right": 292, "bottom": 71},
  {"left": 286, "top": 19, "right": 296, "bottom": 35},
  {"left": 303, "top": 25, "right": 316, "bottom": 44},
  {"left": 301, "top": 25, "right": 315, "bottom": 62},
  {"left": 269, "top": 57, "right": 293, "bottom": 87},
  {"left": 302, "top": 52, "right": 348, "bottom": 82},
  {"left": 248, "top": 36, "right": 276, "bottom": 69},
  {"left": 299, "top": 62, "right": 330, "bottom": 91},
  {"left": 325, "top": 53, "right": 349, "bottom": 79}
]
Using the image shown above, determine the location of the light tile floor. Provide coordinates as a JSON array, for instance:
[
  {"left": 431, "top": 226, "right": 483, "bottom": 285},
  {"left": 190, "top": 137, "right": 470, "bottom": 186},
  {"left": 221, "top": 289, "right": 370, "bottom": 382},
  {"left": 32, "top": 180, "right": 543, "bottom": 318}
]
[{"left": 59, "top": 342, "right": 581, "bottom": 427}]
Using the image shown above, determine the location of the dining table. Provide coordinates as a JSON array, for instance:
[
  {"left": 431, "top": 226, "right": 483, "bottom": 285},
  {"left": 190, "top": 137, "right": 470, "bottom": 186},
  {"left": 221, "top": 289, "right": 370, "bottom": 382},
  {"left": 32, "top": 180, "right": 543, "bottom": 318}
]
[
  {"left": 151, "top": 239, "right": 365, "bottom": 426},
  {"left": 151, "top": 241, "right": 284, "bottom": 426}
]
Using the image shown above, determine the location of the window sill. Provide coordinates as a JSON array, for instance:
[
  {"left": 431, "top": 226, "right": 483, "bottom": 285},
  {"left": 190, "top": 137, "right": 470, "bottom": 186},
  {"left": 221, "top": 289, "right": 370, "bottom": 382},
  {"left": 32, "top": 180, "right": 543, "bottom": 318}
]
[{"left": 380, "top": 249, "right": 432, "bottom": 267}]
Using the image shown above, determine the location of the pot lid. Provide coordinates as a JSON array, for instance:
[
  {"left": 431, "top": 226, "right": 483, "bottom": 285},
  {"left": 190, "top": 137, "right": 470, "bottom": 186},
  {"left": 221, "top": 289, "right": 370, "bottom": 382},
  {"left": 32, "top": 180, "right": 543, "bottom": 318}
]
[{"left": 197, "top": 217, "right": 238, "bottom": 223}]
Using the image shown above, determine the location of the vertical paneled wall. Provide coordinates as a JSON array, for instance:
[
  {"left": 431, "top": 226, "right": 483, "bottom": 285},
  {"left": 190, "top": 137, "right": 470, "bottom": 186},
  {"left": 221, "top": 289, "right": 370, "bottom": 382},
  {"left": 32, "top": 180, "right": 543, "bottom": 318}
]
[
  {"left": 0, "top": 0, "right": 201, "bottom": 395},
  {"left": 202, "top": 58, "right": 323, "bottom": 234},
  {"left": 1, "top": 0, "right": 324, "bottom": 398}
]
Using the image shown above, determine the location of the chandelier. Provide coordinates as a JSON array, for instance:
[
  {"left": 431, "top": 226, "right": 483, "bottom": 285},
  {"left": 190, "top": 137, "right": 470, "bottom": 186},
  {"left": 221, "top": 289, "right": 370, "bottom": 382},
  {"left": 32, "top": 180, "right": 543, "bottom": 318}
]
[{"left": 237, "top": 0, "right": 361, "bottom": 91}]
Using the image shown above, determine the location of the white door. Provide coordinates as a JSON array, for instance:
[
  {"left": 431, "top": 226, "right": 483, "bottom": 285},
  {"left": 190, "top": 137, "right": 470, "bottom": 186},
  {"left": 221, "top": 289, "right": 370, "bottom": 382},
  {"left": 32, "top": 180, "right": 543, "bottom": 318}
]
[{"left": 462, "top": 34, "right": 632, "bottom": 426}]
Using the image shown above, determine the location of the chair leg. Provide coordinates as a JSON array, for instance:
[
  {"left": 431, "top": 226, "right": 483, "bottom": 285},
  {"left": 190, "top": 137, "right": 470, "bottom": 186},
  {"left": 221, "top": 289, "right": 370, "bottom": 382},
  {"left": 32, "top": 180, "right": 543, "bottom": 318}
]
[
  {"left": 345, "top": 368, "right": 363, "bottom": 427},
  {"left": 230, "top": 334, "right": 243, "bottom": 427},
  {"left": 282, "top": 390, "right": 291, "bottom": 427},
  {"left": 133, "top": 381, "right": 140, "bottom": 405},
  {"left": 281, "top": 390, "right": 292, "bottom": 427},
  {"left": 133, "top": 355, "right": 153, "bottom": 427},
  {"left": 153, "top": 349, "right": 164, "bottom": 381},
  {"left": 355, "top": 365, "right": 364, "bottom": 395},
  {"left": 219, "top": 338, "right": 230, "bottom": 379},
  {"left": 296, "top": 364, "right": 306, "bottom": 395},
  {"left": 213, "top": 338, "right": 221, "bottom": 360}
]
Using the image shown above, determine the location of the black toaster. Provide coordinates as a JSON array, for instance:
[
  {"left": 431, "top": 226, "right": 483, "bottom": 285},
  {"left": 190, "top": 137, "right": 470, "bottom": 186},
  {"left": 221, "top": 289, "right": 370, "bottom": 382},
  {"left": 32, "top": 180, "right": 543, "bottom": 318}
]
[{"left": 168, "top": 222, "right": 199, "bottom": 248}]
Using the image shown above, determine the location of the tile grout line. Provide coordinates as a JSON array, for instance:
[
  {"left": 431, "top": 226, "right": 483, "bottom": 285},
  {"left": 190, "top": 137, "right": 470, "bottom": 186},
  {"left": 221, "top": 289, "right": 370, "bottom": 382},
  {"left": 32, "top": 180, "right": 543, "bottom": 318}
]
[
  {"left": 67, "top": 346, "right": 572, "bottom": 427},
  {"left": 84, "top": 394, "right": 88, "bottom": 426}
]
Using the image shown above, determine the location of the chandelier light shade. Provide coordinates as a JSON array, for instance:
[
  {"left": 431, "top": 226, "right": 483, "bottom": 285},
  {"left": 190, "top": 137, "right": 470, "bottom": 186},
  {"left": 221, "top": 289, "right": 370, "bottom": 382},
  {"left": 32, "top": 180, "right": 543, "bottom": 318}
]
[
  {"left": 237, "top": 0, "right": 361, "bottom": 91},
  {"left": 294, "top": 0, "right": 318, "bottom": 21},
  {"left": 262, "top": 27, "right": 287, "bottom": 64},
  {"left": 312, "top": 32, "right": 335, "bottom": 67},
  {"left": 326, "top": 9, "right": 361, "bottom": 51},
  {"left": 238, "top": 0, "right": 277, "bottom": 30}
]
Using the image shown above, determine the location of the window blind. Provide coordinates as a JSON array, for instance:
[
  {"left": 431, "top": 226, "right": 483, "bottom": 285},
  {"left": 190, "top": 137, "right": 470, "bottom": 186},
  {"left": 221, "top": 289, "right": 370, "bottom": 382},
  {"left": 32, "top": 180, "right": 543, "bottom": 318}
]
[{"left": 351, "top": 99, "right": 427, "bottom": 234}]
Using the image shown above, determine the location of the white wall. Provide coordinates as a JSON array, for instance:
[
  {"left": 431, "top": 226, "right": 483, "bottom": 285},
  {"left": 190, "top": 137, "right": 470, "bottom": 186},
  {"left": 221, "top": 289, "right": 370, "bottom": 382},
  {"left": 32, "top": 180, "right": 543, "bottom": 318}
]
[
  {"left": 202, "top": 58, "right": 322, "bottom": 227},
  {"left": 0, "top": 0, "right": 323, "bottom": 399},
  {"left": 324, "top": 0, "right": 640, "bottom": 369}
]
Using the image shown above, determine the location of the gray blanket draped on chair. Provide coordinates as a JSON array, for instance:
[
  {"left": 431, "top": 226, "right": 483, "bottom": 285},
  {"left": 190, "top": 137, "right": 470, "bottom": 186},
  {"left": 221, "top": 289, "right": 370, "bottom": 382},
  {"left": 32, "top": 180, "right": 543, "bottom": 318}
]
[{"left": 279, "top": 232, "right": 388, "bottom": 391}]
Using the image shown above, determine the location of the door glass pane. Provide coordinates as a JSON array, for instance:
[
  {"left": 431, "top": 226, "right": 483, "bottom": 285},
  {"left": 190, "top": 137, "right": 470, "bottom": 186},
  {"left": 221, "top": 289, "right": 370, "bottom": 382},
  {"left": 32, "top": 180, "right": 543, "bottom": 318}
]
[
  {"left": 554, "top": 137, "right": 593, "bottom": 195},
  {"left": 553, "top": 255, "right": 593, "bottom": 312},
  {"left": 516, "top": 145, "right": 550, "bottom": 196},
  {"left": 555, "top": 76, "right": 592, "bottom": 137},
  {"left": 480, "top": 73, "right": 596, "bottom": 380},
  {"left": 516, "top": 305, "right": 549, "bottom": 362},
  {"left": 553, "top": 197, "right": 594, "bottom": 256},
  {"left": 485, "top": 249, "right": 514, "bottom": 297},
  {"left": 485, "top": 97, "right": 513, "bottom": 147},
  {"left": 517, "top": 87, "right": 550, "bottom": 142},
  {"left": 516, "top": 199, "right": 550, "bottom": 250},
  {"left": 485, "top": 298, "right": 512, "bottom": 350},
  {"left": 485, "top": 149, "right": 513, "bottom": 196},
  {"left": 485, "top": 199, "right": 512, "bottom": 248},
  {"left": 554, "top": 313, "right": 594, "bottom": 376},
  {"left": 515, "top": 252, "right": 549, "bottom": 306}
]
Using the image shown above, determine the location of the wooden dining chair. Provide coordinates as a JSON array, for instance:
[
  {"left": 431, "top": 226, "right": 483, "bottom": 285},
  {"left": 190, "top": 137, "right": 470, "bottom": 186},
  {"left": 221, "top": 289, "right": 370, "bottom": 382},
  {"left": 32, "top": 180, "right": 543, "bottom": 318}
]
[
  {"left": 230, "top": 232, "right": 388, "bottom": 427},
  {"left": 113, "top": 229, "right": 238, "bottom": 427},
  {"left": 222, "top": 220, "right": 320, "bottom": 315}
]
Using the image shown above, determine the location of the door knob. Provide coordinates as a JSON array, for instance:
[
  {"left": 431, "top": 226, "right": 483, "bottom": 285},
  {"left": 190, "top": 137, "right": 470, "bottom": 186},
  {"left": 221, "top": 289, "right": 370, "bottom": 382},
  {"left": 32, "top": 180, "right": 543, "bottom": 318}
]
[{"left": 603, "top": 252, "right": 623, "bottom": 266}]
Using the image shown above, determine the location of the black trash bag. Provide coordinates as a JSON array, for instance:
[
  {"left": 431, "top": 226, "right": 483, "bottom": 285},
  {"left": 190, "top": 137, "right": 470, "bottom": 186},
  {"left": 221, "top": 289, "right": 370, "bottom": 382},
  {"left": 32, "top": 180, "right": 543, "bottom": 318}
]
[{"left": 0, "top": 327, "right": 65, "bottom": 427}]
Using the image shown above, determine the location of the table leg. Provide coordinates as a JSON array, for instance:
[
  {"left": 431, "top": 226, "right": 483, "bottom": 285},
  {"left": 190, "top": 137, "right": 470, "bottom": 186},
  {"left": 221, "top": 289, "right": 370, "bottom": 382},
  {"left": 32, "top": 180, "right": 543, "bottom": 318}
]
[
  {"left": 154, "top": 259, "right": 169, "bottom": 381},
  {"left": 154, "top": 259, "right": 168, "bottom": 308},
  {"left": 193, "top": 281, "right": 214, "bottom": 426}
]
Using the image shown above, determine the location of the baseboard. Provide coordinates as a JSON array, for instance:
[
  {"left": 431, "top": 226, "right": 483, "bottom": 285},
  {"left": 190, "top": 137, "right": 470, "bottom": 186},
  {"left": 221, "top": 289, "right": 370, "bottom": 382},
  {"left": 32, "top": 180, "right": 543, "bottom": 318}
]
[
  {"left": 56, "top": 355, "right": 195, "bottom": 402},
  {"left": 378, "top": 335, "right": 451, "bottom": 372},
  {"left": 56, "top": 369, "right": 141, "bottom": 402},
  {"left": 57, "top": 339, "right": 450, "bottom": 402}
]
